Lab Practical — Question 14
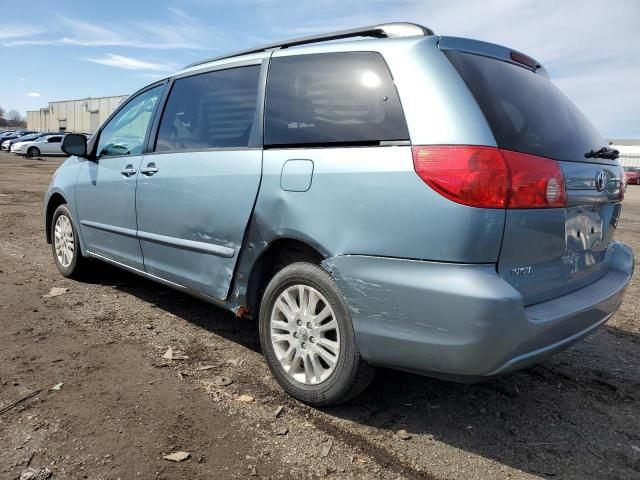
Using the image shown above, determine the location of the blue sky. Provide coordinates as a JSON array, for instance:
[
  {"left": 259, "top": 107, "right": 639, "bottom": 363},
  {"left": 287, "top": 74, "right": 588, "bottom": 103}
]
[{"left": 1, "top": 0, "right": 639, "bottom": 138}]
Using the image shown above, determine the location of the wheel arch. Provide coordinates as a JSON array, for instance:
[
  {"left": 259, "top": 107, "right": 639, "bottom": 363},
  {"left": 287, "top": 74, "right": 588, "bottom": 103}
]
[
  {"left": 45, "top": 192, "right": 68, "bottom": 244},
  {"left": 27, "top": 145, "right": 40, "bottom": 157},
  {"left": 244, "top": 237, "right": 326, "bottom": 315}
]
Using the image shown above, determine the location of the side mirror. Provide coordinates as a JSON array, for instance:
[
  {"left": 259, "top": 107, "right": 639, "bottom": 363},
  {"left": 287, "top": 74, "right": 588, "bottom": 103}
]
[{"left": 62, "top": 133, "right": 88, "bottom": 157}]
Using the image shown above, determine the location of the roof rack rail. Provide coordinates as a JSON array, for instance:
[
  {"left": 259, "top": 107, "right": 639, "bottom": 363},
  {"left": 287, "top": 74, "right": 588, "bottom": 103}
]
[{"left": 185, "top": 22, "right": 434, "bottom": 68}]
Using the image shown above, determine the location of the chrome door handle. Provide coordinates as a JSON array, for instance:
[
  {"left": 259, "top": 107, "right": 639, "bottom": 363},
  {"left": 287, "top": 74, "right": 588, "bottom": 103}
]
[
  {"left": 140, "top": 163, "right": 158, "bottom": 176},
  {"left": 120, "top": 165, "right": 137, "bottom": 177}
]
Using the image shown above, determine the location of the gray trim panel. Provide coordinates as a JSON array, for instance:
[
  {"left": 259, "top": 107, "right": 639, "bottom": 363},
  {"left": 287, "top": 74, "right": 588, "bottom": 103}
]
[
  {"left": 137, "top": 230, "right": 236, "bottom": 258},
  {"left": 80, "top": 220, "right": 137, "bottom": 238},
  {"left": 80, "top": 220, "right": 236, "bottom": 258}
]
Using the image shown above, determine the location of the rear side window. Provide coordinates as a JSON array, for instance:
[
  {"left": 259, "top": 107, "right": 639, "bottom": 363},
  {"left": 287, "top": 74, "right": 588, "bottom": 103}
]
[
  {"left": 444, "top": 51, "right": 604, "bottom": 161},
  {"left": 265, "top": 52, "right": 408, "bottom": 147},
  {"left": 155, "top": 65, "right": 260, "bottom": 152}
]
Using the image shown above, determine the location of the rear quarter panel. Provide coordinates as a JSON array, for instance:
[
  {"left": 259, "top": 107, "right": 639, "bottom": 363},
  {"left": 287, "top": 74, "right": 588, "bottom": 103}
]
[
  {"left": 230, "top": 37, "right": 507, "bottom": 307},
  {"left": 255, "top": 146, "right": 505, "bottom": 261}
]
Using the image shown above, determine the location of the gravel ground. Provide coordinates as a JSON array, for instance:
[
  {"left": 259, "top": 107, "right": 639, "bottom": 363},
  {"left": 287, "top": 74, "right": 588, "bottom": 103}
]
[{"left": 0, "top": 151, "right": 638, "bottom": 480}]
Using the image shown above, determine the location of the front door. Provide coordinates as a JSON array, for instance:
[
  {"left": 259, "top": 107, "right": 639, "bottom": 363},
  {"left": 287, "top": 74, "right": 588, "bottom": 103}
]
[
  {"left": 41, "top": 135, "right": 63, "bottom": 154},
  {"left": 135, "top": 63, "right": 264, "bottom": 301},
  {"left": 75, "top": 84, "right": 164, "bottom": 270}
]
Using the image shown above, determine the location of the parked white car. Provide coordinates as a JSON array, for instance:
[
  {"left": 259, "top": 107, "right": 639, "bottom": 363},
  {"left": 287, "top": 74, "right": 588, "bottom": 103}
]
[{"left": 12, "top": 134, "right": 67, "bottom": 157}]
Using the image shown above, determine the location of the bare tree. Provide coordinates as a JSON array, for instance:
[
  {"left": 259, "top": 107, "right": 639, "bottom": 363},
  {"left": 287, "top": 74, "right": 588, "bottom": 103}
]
[
  {"left": 6, "top": 110, "right": 26, "bottom": 128},
  {"left": 7, "top": 110, "right": 22, "bottom": 122},
  {"left": 0, "top": 107, "right": 26, "bottom": 128}
]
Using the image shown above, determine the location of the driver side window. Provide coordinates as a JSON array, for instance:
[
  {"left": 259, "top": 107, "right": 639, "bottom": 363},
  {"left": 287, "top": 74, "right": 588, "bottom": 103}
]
[{"left": 97, "top": 85, "right": 163, "bottom": 158}]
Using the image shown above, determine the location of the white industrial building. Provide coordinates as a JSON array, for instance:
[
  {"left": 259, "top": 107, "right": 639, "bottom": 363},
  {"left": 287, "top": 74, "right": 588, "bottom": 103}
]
[
  {"left": 610, "top": 140, "right": 640, "bottom": 167},
  {"left": 27, "top": 95, "right": 127, "bottom": 134}
]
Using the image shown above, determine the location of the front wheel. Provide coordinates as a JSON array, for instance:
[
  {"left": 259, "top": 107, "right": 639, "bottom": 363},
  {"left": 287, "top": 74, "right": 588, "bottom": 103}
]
[
  {"left": 51, "top": 204, "right": 88, "bottom": 278},
  {"left": 27, "top": 147, "right": 40, "bottom": 158},
  {"left": 259, "top": 262, "right": 375, "bottom": 406}
]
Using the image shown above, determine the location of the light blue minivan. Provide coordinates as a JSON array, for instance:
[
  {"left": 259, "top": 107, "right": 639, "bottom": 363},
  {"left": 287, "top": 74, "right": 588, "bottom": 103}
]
[{"left": 45, "top": 23, "right": 633, "bottom": 405}]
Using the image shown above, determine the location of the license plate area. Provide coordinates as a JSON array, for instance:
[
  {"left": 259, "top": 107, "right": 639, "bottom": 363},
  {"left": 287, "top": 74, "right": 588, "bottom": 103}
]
[
  {"left": 566, "top": 206, "right": 604, "bottom": 252},
  {"left": 563, "top": 205, "right": 617, "bottom": 274}
]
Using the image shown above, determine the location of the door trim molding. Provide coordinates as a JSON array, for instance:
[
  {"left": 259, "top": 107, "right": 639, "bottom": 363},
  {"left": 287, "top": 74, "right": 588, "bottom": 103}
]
[
  {"left": 137, "top": 230, "right": 236, "bottom": 258},
  {"left": 80, "top": 220, "right": 236, "bottom": 258},
  {"left": 80, "top": 220, "right": 137, "bottom": 238}
]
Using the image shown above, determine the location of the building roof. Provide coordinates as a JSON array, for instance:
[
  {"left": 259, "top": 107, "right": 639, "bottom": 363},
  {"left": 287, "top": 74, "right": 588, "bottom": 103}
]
[
  {"left": 26, "top": 95, "right": 128, "bottom": 114},
  {"left": 610, "top": 139, "right": 640, "bottom": 146}
]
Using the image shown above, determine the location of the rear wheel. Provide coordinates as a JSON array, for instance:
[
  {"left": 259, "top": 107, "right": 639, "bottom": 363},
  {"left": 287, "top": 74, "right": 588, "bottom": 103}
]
[
  {"left": 27, "top": 147, "right": 40, "bottom": 158},
  {"left": 259, "top": 262, "right": 375, "bottom": 406},
  {"left": 51, "top": 204, "right": 88, "bottom": 278}
]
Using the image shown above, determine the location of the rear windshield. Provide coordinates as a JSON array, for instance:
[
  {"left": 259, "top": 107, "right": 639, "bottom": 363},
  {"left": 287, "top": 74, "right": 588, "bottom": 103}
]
[{"left": 445, "top": 51, "right": 604, "bottom": 161}]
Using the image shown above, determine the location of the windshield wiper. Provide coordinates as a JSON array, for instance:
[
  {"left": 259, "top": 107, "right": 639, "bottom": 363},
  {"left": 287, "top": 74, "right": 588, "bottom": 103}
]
[{"left": 585, "top": 146, "right": 619, "bottom": 160}]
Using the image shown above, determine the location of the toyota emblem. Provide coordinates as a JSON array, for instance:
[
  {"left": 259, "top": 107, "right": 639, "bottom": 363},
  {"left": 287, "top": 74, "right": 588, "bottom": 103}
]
[{"left": 595, "top": 171, "right": 607, "bottom": 192}]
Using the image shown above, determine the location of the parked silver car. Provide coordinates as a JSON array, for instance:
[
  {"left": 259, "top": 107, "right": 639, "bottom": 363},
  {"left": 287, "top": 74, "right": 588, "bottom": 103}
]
[
  {"left": 13, "top": 134, "right": 67, "bottom": 157},
  {"left": 44, "top": 23, "right": 633, "bottom": 406}
]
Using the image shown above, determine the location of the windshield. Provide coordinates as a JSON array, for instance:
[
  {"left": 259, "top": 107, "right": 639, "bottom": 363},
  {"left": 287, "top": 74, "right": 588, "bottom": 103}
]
[{"left": 16, "top": 134, "right": 38, "bottom": 142}]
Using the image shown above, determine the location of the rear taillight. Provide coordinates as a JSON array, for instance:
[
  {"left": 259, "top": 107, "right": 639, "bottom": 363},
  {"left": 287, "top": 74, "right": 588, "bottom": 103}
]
[
  {"left": 412, "top": 146, "right": 566, "bottom": 209},
  {"left": 501, "top": 150, "right": 566, "bottom": 208},
  {"left": 412, "top": 146, "right": 507, "bottom": 208}
]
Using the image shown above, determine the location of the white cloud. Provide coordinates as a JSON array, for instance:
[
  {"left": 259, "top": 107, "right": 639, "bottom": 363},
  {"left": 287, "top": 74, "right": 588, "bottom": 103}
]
[
  {"left": 2, "top": 38, "right": 58, "bottom": 47},
  {"left": 0, "top": 25, "right": 44, "bottom": 40},
  {"left": 2, "top": 9, "right": 227, "bottom": 50},
  {"left": 1, "top": 8, "right": 227, "bottom": 50},
  {"left": 58, "top": 18, "right": 126, "bottom": 47},
  {"left": 84, "top": 54, "right": 176, "bottom": 72},
  {"left": 26, "top": 92, "right": 41, "bottom": 97}
]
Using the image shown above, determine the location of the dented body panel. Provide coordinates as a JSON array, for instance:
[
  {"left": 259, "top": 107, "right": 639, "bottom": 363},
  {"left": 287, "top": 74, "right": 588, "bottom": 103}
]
[
  {"left": 134, "top": 150, "right": 262, "bottom": 301},
  {"left": 324, "top": 243, "right": 633, "bottom": 379},
  {"left": 229, "top": 145, "right": 506, "bottom": 308}
]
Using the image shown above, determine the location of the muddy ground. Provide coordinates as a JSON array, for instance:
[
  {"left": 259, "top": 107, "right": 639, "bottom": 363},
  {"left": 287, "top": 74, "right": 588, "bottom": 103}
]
[{"left": 0, "top": 151, "right": 638, "bottom": 480}]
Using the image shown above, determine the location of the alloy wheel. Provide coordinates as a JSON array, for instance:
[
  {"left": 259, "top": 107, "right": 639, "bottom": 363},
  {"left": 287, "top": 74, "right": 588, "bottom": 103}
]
[
  {"left": 54, "top": 214, "right": 74, "bottom": 268},
  {"left": 269, "top": 284, "right": 341, "bottom": 385}
]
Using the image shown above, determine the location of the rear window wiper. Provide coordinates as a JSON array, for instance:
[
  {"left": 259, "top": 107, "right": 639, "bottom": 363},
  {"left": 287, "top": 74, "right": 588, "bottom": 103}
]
[{"left": 585, "top": 146, "right": 619, "bottom": 160}]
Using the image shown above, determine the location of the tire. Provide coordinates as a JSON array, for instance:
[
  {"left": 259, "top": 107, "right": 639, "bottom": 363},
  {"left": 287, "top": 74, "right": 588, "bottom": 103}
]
[
  {"left": 27, "top": 147, "right": 40, "bottom": 158},
  {"left": 259, "top": 262, "right": 375, "bottom": 406},
  {"left": 50, "top": 204, "right": 88, "bottom": 278}
]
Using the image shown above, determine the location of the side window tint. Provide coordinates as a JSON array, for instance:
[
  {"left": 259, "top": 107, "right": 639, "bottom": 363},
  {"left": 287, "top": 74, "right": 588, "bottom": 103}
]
[
  {"left": 49, "top": 136, "right": 62, "bottom": 143},
  {"left": 265, "top": 52, "right": 409, "bottom": 146},
  {"left": 97, "top": 85, "right": 162, "bottom": 158},
  {"left": 155, "top": 65, "right": 261, "bottom": 152}
]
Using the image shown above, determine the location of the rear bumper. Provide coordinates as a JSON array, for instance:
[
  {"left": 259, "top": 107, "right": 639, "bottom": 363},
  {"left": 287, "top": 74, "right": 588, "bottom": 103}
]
[{"left": 324, "top": 242, "right": 633, "bottom": 380}]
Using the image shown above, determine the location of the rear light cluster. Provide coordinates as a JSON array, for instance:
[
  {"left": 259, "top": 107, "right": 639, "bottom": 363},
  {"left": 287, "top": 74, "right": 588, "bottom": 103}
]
[{"left": 412, "top": 145, "right": 566, "bottom": 209}]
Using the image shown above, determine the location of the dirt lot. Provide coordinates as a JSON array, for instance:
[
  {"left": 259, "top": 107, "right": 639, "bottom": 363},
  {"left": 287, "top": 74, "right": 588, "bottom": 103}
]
[{"left": 0, "top": 151, "right": 638, "bottom": 480}]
